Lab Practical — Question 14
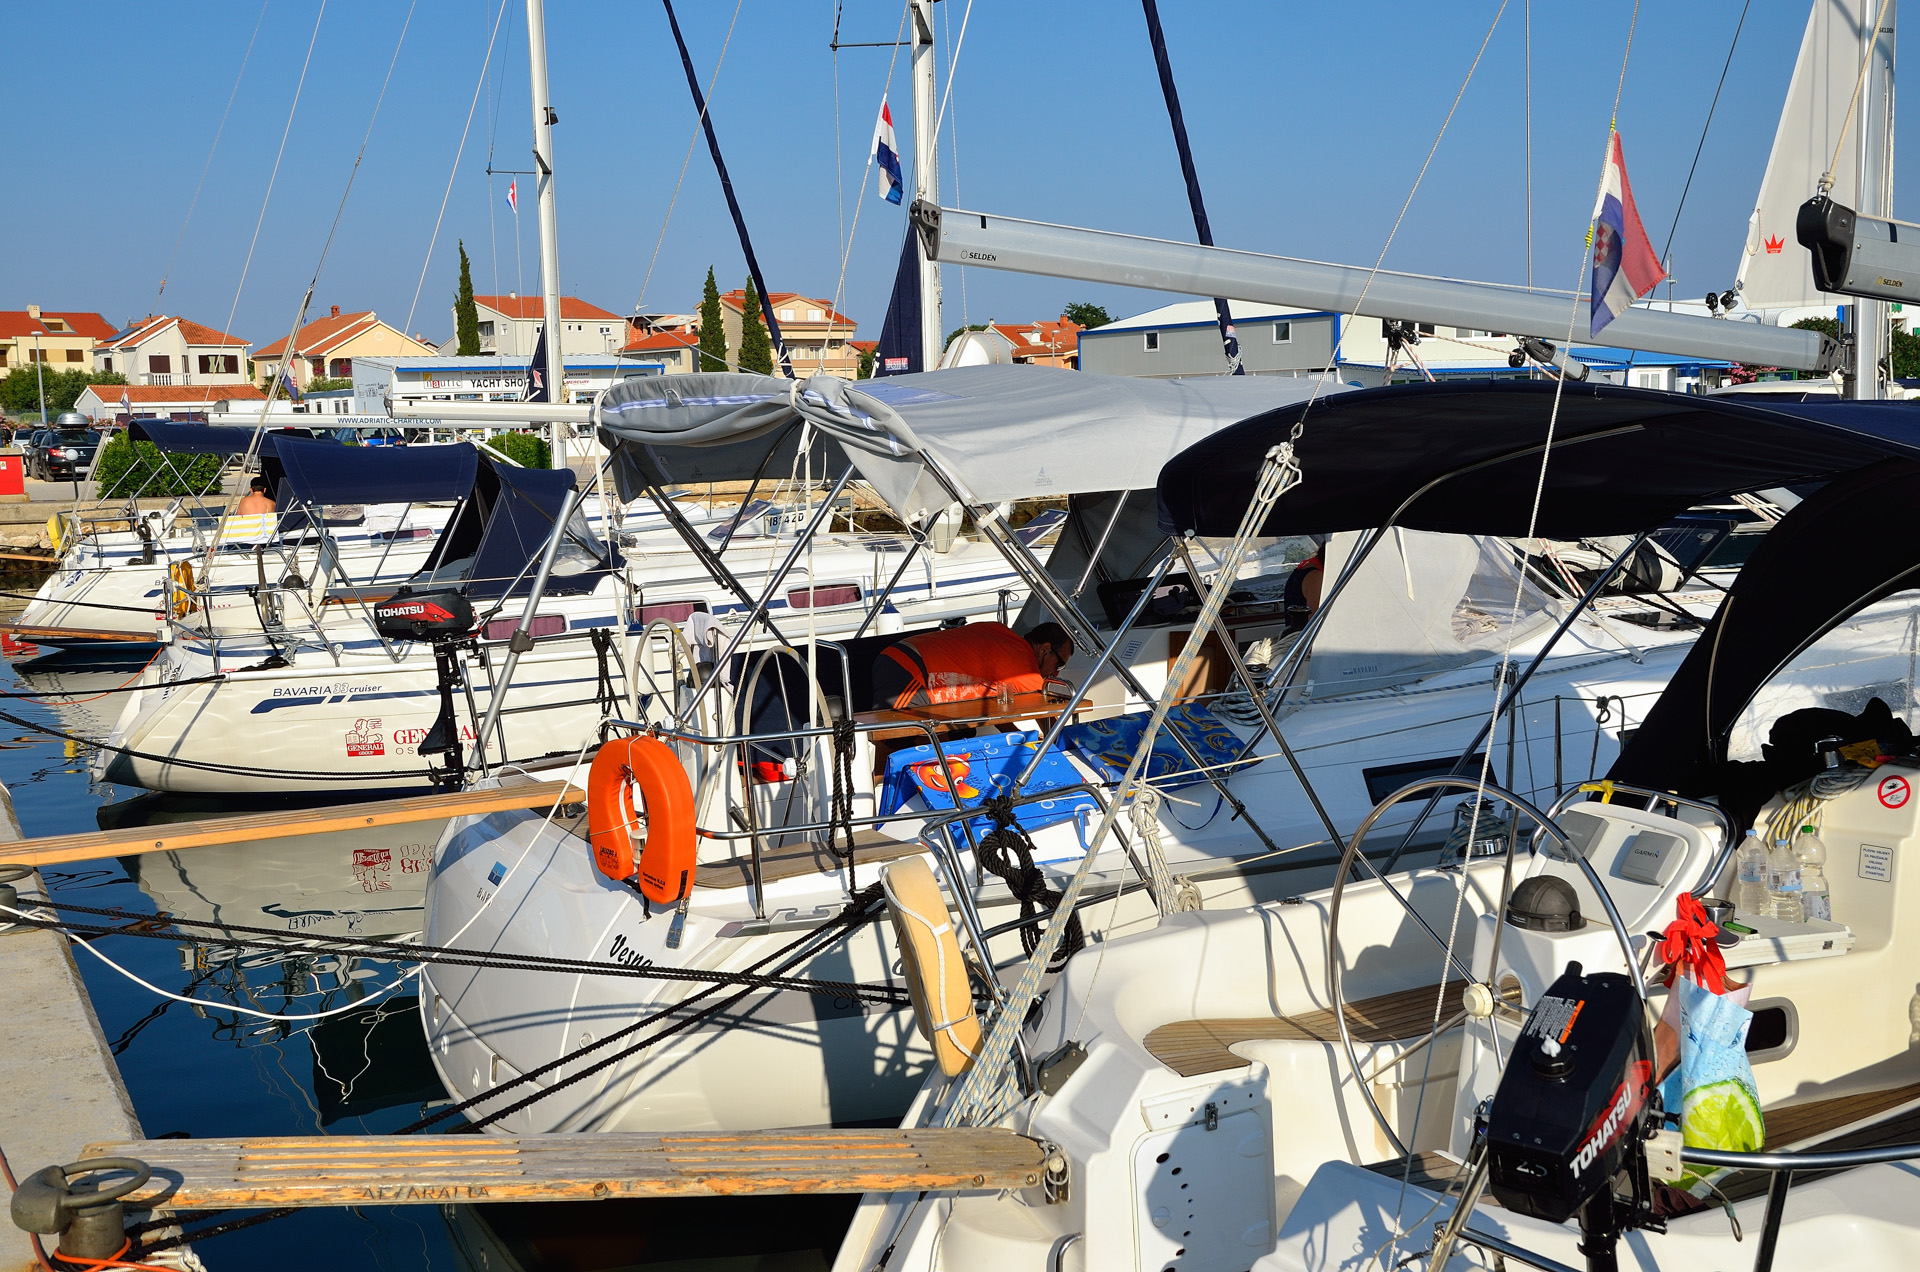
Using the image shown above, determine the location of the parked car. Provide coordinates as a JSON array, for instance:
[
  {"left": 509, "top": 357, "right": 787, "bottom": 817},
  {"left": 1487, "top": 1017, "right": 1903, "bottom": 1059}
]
[
  {"left": 39, "top": 429, "right": 101, "bottom": 481},
  {"left": 22, "top": 430, "right": 54, "bottom": 479}
]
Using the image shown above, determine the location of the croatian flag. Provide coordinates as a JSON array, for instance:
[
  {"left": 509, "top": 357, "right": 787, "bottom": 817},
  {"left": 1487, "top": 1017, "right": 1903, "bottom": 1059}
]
[
  {"left": 872, "top": 96, "right": 903, "bottom": 205},
  {"left": 507, "top": 179, "right": 518, "bottom": 214},
  {"left": 1589, "top": 132, "right": 1667, "bottom": 338}
]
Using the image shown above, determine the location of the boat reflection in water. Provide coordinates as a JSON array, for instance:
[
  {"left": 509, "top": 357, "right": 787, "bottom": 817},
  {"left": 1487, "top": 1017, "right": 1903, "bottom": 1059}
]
[{"left": 444, "top": 1193, "right": 860, "bottom": 1272}]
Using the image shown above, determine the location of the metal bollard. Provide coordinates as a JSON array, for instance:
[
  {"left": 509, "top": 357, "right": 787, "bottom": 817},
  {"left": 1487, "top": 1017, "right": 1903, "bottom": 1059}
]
[{"left": 9, "top": 1157, "right": 152, "bottom": 1261}]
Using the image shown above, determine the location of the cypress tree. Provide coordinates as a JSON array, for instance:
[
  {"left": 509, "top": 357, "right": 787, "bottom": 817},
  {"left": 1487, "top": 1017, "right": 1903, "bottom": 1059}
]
[
  {"left": 737, "top": 278, "right": 775, "bottom": 375},
  {"left": 454, "top": 241, "right": 482, "bottom": 356},
  {"left": 696, "top": 267, "right": 728, "bottom": 372}
]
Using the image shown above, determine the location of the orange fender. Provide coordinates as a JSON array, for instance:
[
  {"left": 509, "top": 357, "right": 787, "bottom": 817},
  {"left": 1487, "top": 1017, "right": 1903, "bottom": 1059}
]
[{"left": 588, "top": 736, "right": 697, "bottom": 905}]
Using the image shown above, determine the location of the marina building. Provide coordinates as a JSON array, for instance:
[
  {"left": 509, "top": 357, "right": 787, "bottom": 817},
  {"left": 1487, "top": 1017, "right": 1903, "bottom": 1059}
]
[
  {"left": 0, "top": 306, "right": 115, "bottom": 370},
  {"left": 253, "top": 307, "right": 437, "bottom": 392},
  {"left": 941, "top": 318, "right": 1084, "bottom": 369},
  {"left": 351, "top": 354, "right": 653, "bottom": 413},
  {"left": 466, "top": 294, "right": 626, "bottom": 358},
  {"left": 93, "top": 315, "right": 249, "bottom": 385}
]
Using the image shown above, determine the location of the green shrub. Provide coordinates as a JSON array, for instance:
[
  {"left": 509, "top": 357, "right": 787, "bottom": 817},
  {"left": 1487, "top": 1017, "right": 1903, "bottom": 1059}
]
[
  {"left": 481, "top": 431, "right": 550, "bottom": 469},
  {"left": 92, "top": 432, "right": 225, "bottom": 498}
]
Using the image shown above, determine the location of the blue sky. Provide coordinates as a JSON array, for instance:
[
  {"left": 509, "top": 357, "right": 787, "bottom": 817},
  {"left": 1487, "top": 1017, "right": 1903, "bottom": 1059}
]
[{"left": 7, "top": 1, "right": 1905, "bottom": 349}]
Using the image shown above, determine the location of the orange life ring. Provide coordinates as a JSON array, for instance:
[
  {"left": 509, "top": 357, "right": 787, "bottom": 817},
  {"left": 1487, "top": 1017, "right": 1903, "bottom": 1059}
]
[
  {"left": 168, "top": 560, "right": 196, "bottom": 619},
  {"left": 588, "top": 735, "right": 697, "bottom": 905}
]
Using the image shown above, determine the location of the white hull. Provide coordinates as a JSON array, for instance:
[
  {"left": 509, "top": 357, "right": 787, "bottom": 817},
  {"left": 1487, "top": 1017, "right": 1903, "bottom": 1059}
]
[{"left": 420, "top": 615, "right": 1696, "bottom": 1137}]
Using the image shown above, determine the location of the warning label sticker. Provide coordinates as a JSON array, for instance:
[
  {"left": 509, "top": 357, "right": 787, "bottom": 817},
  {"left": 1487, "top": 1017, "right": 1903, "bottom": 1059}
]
[
  {"left": 1880, "top": 775, "right": 1911, "bottom": 809},
  {"left": 1523, "top": 994, "right": 1585, "bottom": 1044}
]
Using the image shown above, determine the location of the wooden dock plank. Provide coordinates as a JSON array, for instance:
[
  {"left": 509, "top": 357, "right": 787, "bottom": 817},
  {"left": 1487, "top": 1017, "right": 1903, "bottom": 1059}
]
[
  {"left": 0, "top": 781, "right": 584, "bottom": 867},
  {"left": 79, "top": 1129, "right": 1049, "bottom": 1209}
]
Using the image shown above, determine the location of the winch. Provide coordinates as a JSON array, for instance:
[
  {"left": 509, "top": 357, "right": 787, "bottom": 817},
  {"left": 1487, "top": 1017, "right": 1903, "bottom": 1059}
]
[{"left": 373, "top": 588, "right": 478, "bottom": 787}]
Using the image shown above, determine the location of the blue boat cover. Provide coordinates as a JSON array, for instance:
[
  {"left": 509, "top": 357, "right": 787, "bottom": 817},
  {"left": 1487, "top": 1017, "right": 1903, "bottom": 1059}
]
[
  {"left": 879, "top": 730, "right": 1094, "bottom": 858},
  {"left": 127, "top": 419, "right": 303, "bottom": 456},
  {"left": 1055, "top": 701, "right": 1243, "bottom": 791},
  {"left": 465, "top": 463, "right": 585, "bottom": 599},
  {"left": 1156, "top": 379, "right": 1920, "bottom": 539},
  {"left": 273, "top": 436, "right": 478, "bottom": 507}
]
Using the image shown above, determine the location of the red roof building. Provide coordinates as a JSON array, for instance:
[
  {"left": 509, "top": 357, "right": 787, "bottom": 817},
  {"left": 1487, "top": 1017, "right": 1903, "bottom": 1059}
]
[
  {"left": 715, "top": 290, "right": 859, "bottom": 376},
  {"left": 253, "top": 306, "right": 436, "bottom": 390},
  {"left": 95, "top": 315, "right": 252, "bottom": 386},
  {"left": 73, "top": 382, "right": 267, "bottom": 422},
  {"left": 0, "top": 307, "right": 116, "bottom": 375},
  {"left": 468, "top": 294, "right": 626, "bottom": 359}
]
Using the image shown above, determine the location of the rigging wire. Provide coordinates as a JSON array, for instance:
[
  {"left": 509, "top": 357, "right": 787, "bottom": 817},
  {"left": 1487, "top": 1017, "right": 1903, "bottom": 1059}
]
[
  {"left": 1820, "top": 0, "right": 1896, "bottom": 195},
  {"left": 633, "top": 0, "right": 747, "bottom": 315},
  {"left": 405, "top": 0, "right": 513, "bottom": 336},
  {"left": 154, "top": 0, "right": 269, "bottom": 317},
  {"left": 944, "top": 0, "right": 968, "bottom": 327},
  {"left": 484, "top": 0, "right": 512, "bottom": 300},
  {"left": 1660, "top": 0, "right": 1752, "bottom": 263},
  {"left": 1383, "top": 4, "right": 1643, "bottom": 1266},
  {"left": 221, "top": 0, "right": 327, "bottom": 349},
  {"left": 829, "top": 2, "right": 911, "bottom": 341}
]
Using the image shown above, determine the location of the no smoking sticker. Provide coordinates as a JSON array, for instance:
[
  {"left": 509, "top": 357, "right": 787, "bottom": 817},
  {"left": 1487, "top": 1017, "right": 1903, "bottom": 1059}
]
[{"left": 1879, "top": 775, "right": 1911, "bottom": 809}]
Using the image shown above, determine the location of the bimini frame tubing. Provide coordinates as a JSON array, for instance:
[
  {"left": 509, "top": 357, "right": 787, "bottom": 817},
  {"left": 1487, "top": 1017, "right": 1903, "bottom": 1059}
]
[
  {"left": 1373, "top": 530, "right": 1654, "bottom": 877},
  {"left": 637, "top": 475, "right": 793, "bottom": 650},
  {"left": 910, "top": 449, "right": 1287, "bottom": 856},
  {"left": 678, "top": 466, "right": 856, "bottom": 726}
]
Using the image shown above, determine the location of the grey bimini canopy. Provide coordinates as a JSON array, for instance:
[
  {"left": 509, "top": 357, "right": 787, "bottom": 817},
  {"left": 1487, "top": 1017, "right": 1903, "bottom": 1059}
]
[{"left": 596, "top": 366, "right": 1344, "bottom": 524}]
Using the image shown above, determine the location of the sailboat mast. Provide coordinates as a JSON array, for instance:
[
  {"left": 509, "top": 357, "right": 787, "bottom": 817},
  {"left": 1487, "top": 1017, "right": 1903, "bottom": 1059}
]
[
  {"left": 1853, "top": 3, "right": 1896, "bottom": 401},
  {"left": 526, "top": 0, "right": 568, "bottom": 466},
  {"left": 911, "top": 1, "right": 942, "bottom": 371}
]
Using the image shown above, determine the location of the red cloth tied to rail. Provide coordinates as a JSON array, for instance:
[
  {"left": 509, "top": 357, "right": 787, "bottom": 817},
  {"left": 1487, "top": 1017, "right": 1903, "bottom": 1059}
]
[{"left": 1657, "top": 893, "right": 1728, "bottom": 993}]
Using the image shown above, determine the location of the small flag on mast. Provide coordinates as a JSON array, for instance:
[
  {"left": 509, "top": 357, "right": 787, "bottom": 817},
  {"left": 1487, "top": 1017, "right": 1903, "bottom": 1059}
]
[
  {"left": 872, "top": 96, "right": 903, "bottom": 205},
  {"left": 507, "top": 179, "right": 518, "bottom": 214},
  {"left": 1589, "top": 131, "right": 1667, "bottom": 338},
  {"left": 523, "top": 324, "right": 548, "bottom": 403}
]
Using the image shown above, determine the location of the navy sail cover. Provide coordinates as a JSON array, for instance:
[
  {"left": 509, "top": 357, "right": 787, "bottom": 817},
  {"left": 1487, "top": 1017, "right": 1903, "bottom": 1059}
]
[
  {"left": 271, "top": 437, "right": 479, "bottom": 507},
  {"left": 1155, "top": 380, "right": 1920, "bottom": 540}
]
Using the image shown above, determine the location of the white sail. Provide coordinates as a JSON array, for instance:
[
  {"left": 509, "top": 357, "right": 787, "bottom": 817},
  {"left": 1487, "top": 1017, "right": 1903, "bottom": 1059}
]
[{"left": 1737, "top": 0, "right": 1896, "bottom": 314}]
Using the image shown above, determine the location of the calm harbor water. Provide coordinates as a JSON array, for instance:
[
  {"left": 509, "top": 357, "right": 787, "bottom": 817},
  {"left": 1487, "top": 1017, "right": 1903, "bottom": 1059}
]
[{"left": 1, "top": 633, "right": 854, "bottom": 1272}]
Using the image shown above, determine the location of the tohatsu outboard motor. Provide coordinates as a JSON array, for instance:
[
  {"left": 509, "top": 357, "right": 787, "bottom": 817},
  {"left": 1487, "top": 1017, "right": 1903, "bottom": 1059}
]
[
  {"left": 373, "top": 587, "right": 476, "bottom": 788},
  {"left": 1484, "top": 962, "right": 1659, "bottom": 1272}
]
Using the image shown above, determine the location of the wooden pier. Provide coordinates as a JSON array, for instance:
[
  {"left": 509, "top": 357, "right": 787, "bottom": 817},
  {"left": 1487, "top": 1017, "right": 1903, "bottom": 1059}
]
[
  {"left": 81, "top": 1129, "right": 1051, "bottom": 1209},
  {"left": 0, "top": 779, "right": 584, "bottom": 868}
]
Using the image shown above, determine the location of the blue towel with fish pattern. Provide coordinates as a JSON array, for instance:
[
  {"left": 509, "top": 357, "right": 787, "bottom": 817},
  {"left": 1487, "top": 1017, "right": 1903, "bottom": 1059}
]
[
  {"left": 1055, "top": 702, "right": 1243, "bottom": 791},
  {"left": 879, "top": 730, "right": 1095, "bottom": 857}
]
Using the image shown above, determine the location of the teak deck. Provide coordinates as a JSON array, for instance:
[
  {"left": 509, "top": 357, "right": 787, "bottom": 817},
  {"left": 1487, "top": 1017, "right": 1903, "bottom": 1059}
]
[
  {"left": 0, "top": 781, "right": 584, "bottom": 867},
  {"left": 80, "top": 1129, "right": 1049, "bottom": 1209},
  {"left": 1142, "top": 981, "right": 1469, "bottom": 1077}
]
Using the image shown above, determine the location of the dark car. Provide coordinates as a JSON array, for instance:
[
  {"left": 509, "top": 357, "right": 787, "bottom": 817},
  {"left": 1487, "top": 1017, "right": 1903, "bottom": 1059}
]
[
  {"left": 21, "top": 430, "right": 55, "bottom": 479},
  {"left": 39, "top": 430, "right": 100, "bottom": 481}
]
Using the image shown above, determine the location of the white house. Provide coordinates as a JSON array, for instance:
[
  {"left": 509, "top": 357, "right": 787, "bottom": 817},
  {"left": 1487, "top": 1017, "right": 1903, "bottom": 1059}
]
[
  {"left": 464, "top": 295, "right": 626, "bottom": 359},
  {"left": 93, "top": 316, "right": 250, "bottom": 386}
]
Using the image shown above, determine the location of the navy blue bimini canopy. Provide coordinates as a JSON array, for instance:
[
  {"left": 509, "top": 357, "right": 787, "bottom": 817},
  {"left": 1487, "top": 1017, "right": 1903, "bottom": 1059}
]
[
  {"left": 1155, "top": 380, "right": 1920, "bottom": 540},
  {"left": 126, "top": 419, "right": 316, "bottom": 456},
  {"left": 272, "top": 437, "right": 479, "bottom": 507}
]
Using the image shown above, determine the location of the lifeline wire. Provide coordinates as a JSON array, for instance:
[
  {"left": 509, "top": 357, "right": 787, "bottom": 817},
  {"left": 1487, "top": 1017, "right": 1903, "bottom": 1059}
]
[{"left": 1383, "top": 6, "right": 1642, "bottom": 1264}]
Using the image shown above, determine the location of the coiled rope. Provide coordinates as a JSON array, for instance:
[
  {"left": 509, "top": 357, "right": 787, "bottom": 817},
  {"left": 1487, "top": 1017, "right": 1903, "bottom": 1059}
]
[{"left": 974, "top": 795, "right": 1083, "bottom": 967}]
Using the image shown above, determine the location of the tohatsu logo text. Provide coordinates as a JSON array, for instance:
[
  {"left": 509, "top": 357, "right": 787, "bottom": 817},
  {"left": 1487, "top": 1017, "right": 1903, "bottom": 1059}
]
[{"left": 1571, "top": 1061, "right": 1652, "bottom": 1179}]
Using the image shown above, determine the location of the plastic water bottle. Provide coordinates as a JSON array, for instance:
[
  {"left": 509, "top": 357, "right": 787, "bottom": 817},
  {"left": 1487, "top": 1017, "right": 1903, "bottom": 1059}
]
[
  {"left": 1768, "top": 835, "right": 1805, "bottom": 923},
  {"left": 1796, "top": 825, "right": 1832, "bottom": 923},
  {"left": 1733, "top": 830, "right": 1770, "bottom": 916}
]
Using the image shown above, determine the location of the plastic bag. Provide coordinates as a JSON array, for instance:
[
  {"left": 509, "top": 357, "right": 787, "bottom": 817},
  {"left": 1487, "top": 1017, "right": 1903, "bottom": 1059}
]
[{"left": 1660, "top": 975, "right": 1763, "bottom": 1196}]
